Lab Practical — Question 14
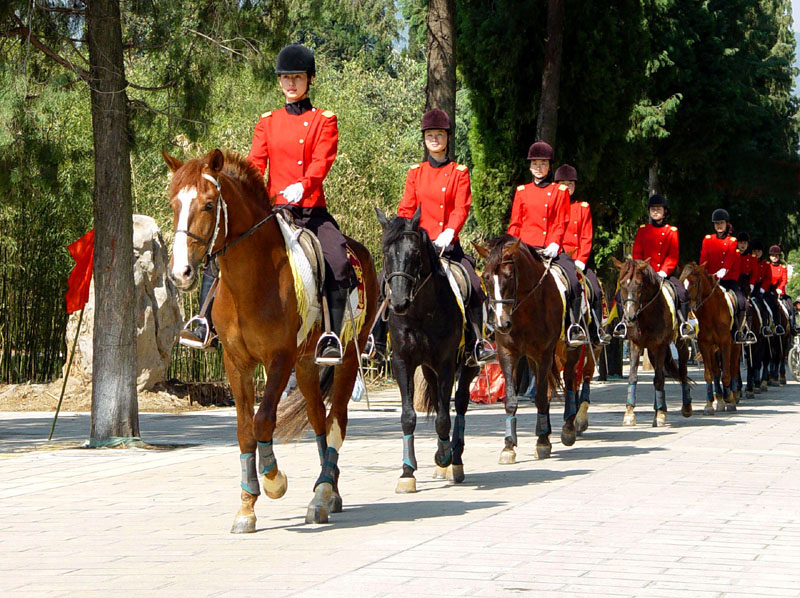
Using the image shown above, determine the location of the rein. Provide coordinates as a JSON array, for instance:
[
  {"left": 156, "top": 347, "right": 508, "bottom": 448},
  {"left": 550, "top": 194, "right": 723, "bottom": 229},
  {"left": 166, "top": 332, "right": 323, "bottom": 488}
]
[
  {"left": 621, "top": 275, "right": 664, "bottom": 321},
  {"left": 487, "top": 252, "right": 551, "bottom": 316},
  {"left": 383, "top": 230, "right": 441, "bottom": 305},
  {"left": 689, "top": 274, "right": 721, "bottom": 313}
]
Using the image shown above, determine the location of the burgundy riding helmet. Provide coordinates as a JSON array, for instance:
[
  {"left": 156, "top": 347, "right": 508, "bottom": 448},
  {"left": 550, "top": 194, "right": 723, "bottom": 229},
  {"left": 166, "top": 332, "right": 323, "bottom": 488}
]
[
  {"left": 769, "top": 244, "right": 782, "bottom": 255},
  {"left": 421, "top": 109, "right": 452, "bottom": 132},
  {"left": 554, "top": 164, "right": 577, "bottom": 182},
  {"left": 527, "top": 141, "right": 554, "bottom": 161}
]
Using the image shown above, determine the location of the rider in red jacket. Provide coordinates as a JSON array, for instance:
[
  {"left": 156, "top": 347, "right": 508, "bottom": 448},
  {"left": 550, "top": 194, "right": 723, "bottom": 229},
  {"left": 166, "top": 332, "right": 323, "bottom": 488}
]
[
  {"left": 622, "top": 193, "right": 694, "bottom": 339},
  {"left": 554, "top": 164, "right": 611, "bottom": 345},
  {"left": 767, "top": 245, "right": 797, "bottom": 334},
  {"left": 699, "top": 209, "right": 748, "bottom": 343},
  {"left": 507, "top": 141, "right": 587, "bottom": 347}
]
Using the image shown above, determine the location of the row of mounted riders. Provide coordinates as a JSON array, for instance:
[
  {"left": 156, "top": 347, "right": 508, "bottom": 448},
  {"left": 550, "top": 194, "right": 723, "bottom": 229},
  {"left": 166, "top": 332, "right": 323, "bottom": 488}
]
[{"left": 164, "top": 43, "right": 796, "bottom": 533}]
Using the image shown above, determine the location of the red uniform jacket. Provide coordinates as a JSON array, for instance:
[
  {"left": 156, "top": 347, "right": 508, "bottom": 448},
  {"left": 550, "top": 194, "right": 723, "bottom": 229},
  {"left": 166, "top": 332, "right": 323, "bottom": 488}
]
[
  {"left": 562, "top": 201, "right": 593, "bottom": 266},
  {"left": 769, "top": 262, "right": 788, "bottom": 295},
  {"left": 632, "top": 223, "right": 679, "bottom": 276},
  {"left": 699, "top": 234, "right": 739, "bottom": 281},
  {"left": 247, "top": 106, "right": 338, "bottom": 208},
  {"left": 507, "top": 182, "right": 570, "bottom": 248},
  {"left": 739, "top": 253, "right": 758, "bottom": 286},
  {"left": 755, "top": 260, "right": 772, "bottom": 291},
  {"left": 397, "top": 161, "right": 472, "bottom": 240}
]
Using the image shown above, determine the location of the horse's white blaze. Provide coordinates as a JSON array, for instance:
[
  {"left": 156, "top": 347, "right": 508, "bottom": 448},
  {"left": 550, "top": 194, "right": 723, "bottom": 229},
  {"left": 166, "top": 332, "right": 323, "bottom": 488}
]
[
  {"left": 493, "top": 275, "right": 505, "bottom": 321},
  {"left": 327, "top": 418, "right": 344, "bottom": 451},
  {"left": 683, "top": 279, "right": 690, "bottom": 290},
  {"left": 171, "top": 186, "right": 197, "bottom": 279}
]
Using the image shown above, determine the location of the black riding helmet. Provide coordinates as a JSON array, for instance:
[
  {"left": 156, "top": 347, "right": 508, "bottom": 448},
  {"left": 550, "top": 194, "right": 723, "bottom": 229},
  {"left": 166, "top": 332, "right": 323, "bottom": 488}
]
[
  {"left": 711, "top": 208, "right": 730, "bottom": 223},
  {"left": 275, "top": 43, "right": 316, "bottom": 77}
]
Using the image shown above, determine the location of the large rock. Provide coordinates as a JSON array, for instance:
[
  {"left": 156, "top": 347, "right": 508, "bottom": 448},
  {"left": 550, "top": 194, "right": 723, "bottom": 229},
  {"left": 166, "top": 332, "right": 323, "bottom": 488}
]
[{"left": 64, "top": 215, "right": 183, "bottom": 391}]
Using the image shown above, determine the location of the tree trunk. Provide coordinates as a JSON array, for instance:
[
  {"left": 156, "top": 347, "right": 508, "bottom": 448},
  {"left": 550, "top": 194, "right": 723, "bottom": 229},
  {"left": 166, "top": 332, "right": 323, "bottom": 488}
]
[
  {"left": 535, "top": 0, "right": 565, "bottom": 145},
  {"left": 648, "top": 159, "right": 659, "bottom": 195},
  {"left": 426, "top": 0, "right": 457, "bottom": 159},
  {"left": 86, "top": 0, "right": 139, "bottom": 443}
]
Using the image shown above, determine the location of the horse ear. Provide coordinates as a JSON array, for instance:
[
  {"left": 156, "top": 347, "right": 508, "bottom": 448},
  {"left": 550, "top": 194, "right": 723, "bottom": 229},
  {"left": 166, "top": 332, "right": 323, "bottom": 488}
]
[
  {"left": 699, "top": 261, "right": 708, "bottom": 272},
  {"left": 162, "top": 149, "right": 183, "bottom": 173},
  {"left": 375, "top": 206, "right": 389, "bottom": 230},
  {"left": 611, "top": 257, "right": 624, "bottom": 270},
  {"left": 638, "top": 257, "right": 651, "bottom": 270},
  {"left": 472, "top": 242, "right": 489, "bottom": 259},
  {"left": 509, "top": 238, "right": 521, "bottom": 255},
  {"left": 411, "top": 205, "right": 422, "bottom": 229},
  {"left": 207, "top": 149, "right": 224, "bottom": 174}
]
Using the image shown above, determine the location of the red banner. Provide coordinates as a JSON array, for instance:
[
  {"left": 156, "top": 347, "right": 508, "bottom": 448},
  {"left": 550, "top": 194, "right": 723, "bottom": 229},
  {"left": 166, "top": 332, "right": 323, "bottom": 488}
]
[{"left": 65, "top": 229, "right": 95, "bottom": 314}]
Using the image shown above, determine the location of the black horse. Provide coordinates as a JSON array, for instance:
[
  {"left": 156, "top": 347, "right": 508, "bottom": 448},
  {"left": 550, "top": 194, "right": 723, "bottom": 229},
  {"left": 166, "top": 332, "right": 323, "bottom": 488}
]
[{"left": 376, "top": 206, "right": 480, "bottom": 493}]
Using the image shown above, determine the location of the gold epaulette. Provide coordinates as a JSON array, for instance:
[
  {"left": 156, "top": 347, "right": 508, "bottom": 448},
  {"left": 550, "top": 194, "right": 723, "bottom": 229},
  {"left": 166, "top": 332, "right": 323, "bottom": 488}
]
[
  {"left": 410, "top": 163, "right": 421, "bottom": 169},
  {"left": 705, "top": 234, "right": 711, "bottom": 239},
  {"left": 456, "top": 164, "right": 467, "bottom": 171},
  {"left": 321, "top": 110, "right": 335, "bottom": 118},
  {"left": 580, "top": 201, "right": 589, "bottom": 207},
  {"left": 639, "top": 224, "right": 647, "bottom": 228},
  {"left": 260, "top": 111, "right": 272, "bottom": 118},
  {"left": 670, "top": 226, "right": 678, "bottom": 231},
  {"left": 730, "top": 236, "right": 737, "bottom": 242},
  {"left": 558, "top": 183, "right": 568, "bottom": 191},
  {"left": 517, "top": 184, "right": 525, "bottom": 191}
]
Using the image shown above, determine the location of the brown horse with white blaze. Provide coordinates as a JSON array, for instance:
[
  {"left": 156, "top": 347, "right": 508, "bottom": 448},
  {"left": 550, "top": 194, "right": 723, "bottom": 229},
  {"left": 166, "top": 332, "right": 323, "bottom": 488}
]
[{"left": 164, "top": 148, "right": 378, "bottom": 532}]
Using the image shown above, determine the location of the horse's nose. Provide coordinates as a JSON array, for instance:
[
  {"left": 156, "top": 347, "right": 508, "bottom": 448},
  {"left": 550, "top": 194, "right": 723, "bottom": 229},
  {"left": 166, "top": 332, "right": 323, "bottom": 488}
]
[
  {"left": 496, "top": 320, "right": 512, "bottom": 334},
  {"left": 171, "top": 264, "right": 195, "bottom": 289},
  {"left": 390, "top": 297, "right": 410, "bottom": 315}
]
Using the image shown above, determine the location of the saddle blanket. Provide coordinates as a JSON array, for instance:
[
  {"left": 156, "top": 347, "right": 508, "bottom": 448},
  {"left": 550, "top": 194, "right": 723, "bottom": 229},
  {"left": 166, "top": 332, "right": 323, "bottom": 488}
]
[
  {"left": 441, "top": 258, "right": 467, "bottom": 348},
  {"left": 276, "top": 212, "right": 366, "bottom": 347},
  {"left": 549, "top": 263, "right": 592, "bottom": 339}
]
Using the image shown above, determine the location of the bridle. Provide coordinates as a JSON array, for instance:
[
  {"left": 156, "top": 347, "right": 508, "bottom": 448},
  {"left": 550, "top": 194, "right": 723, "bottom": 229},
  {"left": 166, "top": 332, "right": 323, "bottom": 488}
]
[
  {"left": 486, "top": 251, "right": 551, "bottom": 321},
  {"left": 620, "top": 272, "right": 664, "bottom": 322},
  {"left": 175, "top": 172, "right": 289, "bottom": 267},
  {"left": 384, "top": 230, "right": 435, "bottom": 306},
  {"left": 686, "top": 270, "right": 721, "bottom": 313}
]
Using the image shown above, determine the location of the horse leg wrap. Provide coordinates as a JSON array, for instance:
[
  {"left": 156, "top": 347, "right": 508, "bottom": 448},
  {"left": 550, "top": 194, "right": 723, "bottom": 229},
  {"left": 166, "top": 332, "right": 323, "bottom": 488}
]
[
  {"left": 713, "top": 376, "right": 723, "bottom": 395},
  {"left": 654, "top": 389, "right": 667, "bottom": 412},
  {"left": 626, "top": 384, "right": 637, "bottom": 407},
  {"left": 535, "top": 413, "right": 551, "bottom": 437},
  {"left": 579, "top": 380, "right": 591, "bottom": 405},
  {"left": 315, "top": 446, "right": 339, "bottom": 488},
  {"left": 435, "top": 438, "right": 452, "bottom": 467},
  {"left": 315, "top": 434, "right": 327, "bottom": 467},
  {"left": 681, "top": 382, "right": 692, "bottom": 405},
  {"left": 505, "top": 415, "right": 518, "bottom": 446},
  {"left": 240, "top": 452, "right": 261, "bottom": 496},
  {"left": 402, "top": 434, "right": 418, "bottom": 471},
  {"left": 564, "top": 390, "right": 577, "bottom": 421},
  {"left": 706, "top": 382, "right": 714, "bottom": 401},
  {"left": 257, "top": 441, "right": 277, "bottom": 476},
  {"left": 451, "top": 415, "right": 466, "bottom": 466}
]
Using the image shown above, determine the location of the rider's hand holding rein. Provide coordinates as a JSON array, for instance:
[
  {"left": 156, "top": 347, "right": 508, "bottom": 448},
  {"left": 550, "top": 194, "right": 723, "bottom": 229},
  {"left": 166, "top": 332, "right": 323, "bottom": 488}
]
[
  {"left": 281, "top": 182, "right": 304, "bottom": 204},
  {"left": 434, "top": 228, "right": 455, "bottom": 249}
]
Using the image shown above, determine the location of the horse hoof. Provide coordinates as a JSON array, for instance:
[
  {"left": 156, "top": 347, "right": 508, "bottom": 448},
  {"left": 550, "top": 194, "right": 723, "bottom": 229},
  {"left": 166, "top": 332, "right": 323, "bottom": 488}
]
[
  {"left": 328, "top": 492, "right": 343, "bottom": 513},
  {"left": 753, "top": 387, "right": 761, "bottom": 395},
  {"left": 725, "top": 402, "right": 737, "bottom": 412},
  {"left": 561, "top": 427, "right": 577, "bottom": 447},
  {"left": 745, "top": 391, "right": 755, "bottom": 400},
  {"left": 731, "top": 391, "right": 740, "bottom": 404},
  {"left": 395, "top": 477, "right": 417, "bottom": 494},
  {"left": 447, "top": 464, "right": 465, "bottom": 484},
  {"left": 305, "top": 504, "right": 329, "bottom": 524},
  {"left": 498, "top": 449, "right": 517, "bottom": 465},
  {"left": 703, "top": 401, "right": 715, "bottom": 415},
  {"left": 230, "top": 514, "right": 256, "bottom": 534},
  {"left": 780, "top": 377, "right": 787, "bottom": 385},
  {"left": 714, "top": 400, "right": 726, "bottom": 413},
  {"left": 535, "top": 444, "right": 551, "bottom": 460},
  {"left": 432, "top": 466, "right": 448, "bottom": 479},
  {"left": 622, "top": 412, "right": 637, "bottom": 427},
  {"left": 653, "top": 410, "right": 667, "bottom": 427},
  {"left": 263, "top": 469, "right": 288, "bottom": 500},
  {"left": 575, "top": 403, "right": 589, "bottom": 434},
  {"left": 681, "top": 404, "right": 692, "bottom": 418}
]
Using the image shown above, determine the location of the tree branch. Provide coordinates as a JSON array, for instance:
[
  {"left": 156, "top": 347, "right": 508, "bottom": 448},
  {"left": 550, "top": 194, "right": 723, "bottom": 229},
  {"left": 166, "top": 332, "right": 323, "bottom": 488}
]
[
  {"left": 35, "top": 3, "right": 85, "bottom": 15},
  {"left": 5, "top": 14, "right": 89, "bottom": 80},
  {"left": 186, "top": 28, "right": 245, "bottom": 57}
]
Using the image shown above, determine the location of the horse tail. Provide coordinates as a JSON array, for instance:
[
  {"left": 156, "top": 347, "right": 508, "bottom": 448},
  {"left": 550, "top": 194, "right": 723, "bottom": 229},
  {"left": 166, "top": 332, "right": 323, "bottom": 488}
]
[
  {"left": 274, "top": 366, "right": 335, "bottom": 441},
  {"left": 663, "top": 348, "right": 693, "bottom": 383}
]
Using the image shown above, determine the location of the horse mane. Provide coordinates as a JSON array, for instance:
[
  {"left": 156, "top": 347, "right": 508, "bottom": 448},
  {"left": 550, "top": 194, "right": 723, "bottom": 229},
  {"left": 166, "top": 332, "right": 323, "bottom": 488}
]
[
  {"left": 219, "top": 150, "right": 272, "bottom": 206},
  {"left": 486, "top": 234, "right": 541, "bottom": 265},
  {"left": 382, "top": 215, "right": 444, "bottom": 276},
  {"left": 620, "top": 257, "right": 659, "bottom": 288}
]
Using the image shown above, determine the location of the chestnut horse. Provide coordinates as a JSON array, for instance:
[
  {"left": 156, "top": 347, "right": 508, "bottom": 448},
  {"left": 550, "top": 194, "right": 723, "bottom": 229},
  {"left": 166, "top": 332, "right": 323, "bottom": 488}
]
[
  {"left": 475, "top": 236, "right": 583, "bottom": 462},
  {"left": 680, "top": 263, "right": 740, "bottom": 413},
  {"left": 163, "top": 149, "right": 378, "bottom": 532},
  {"left": 612, "top": 258, "right": 692, "bottom": 426}
]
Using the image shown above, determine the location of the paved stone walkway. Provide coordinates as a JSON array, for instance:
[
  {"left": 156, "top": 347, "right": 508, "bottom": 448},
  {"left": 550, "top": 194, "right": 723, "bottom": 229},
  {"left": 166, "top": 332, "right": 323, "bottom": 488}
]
[{"left": 2, "top": 370, "right": 799, "bottom": 597}]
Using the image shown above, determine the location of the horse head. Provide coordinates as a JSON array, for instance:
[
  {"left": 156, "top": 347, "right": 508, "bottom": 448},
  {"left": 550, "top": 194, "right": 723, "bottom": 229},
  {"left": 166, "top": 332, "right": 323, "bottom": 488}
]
[
  {"left": 679, "top": 262, "right": 709, "bottom": 306},
  {"left": 612, "top": 256, "right": 654, "bottom": 323},
  {"left": 376, "top": 205, "right": 429, "bottom": 316},
  {"left": 163, "top": 148, "right": 226, "bottom": 290},
  {"left": 474, "top": 235, "right": 522, "bottom": 334}
]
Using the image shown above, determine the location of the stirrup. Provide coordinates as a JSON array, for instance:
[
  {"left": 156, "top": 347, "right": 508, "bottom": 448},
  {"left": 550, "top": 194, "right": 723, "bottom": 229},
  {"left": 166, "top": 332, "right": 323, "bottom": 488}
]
[
  {"left": 315, "top": 331, "right": 344, "bottom": 365},
  {"left": 775, "top": 325, "right": 786, "bottom": 336},
  {"left": 744, "top": 330, "right": 757, "bottom": 345},
  {"left": 472, "top": 338, "right": 497, "bottom": 366},
  {"left": 178, "top": 315, "right": 217, "bottom": 350},
  {"left": 360, "top": 334, "right": 376, "bottom": 360},
  {"left": 679, "top": 322, "right": 696, "bottom": 340},
  {"left": 566, "top": 324, "right": 588, "bottom": 347},
  {"left": 734, "top": 330, "right": 747, "bottom": 344},
  {"left": 596, "top": 329, "right": 612, "bottom": 346},
  {"left": 612, "top": 321, "right": 628, "bottom": 339},
  {"left": 762, "top": 325, "right": 774, "bottom": 338}
]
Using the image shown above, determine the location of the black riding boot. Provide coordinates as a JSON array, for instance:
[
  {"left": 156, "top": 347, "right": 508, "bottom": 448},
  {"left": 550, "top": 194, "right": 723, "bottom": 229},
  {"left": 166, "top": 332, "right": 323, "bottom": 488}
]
[
  {"left": 733, "top": 308, "right": 747, "bottom": 344},
  {"left": 316, "top": 286, "right": 349, "bottom": 365},
  {"left": 590, "top": 288, "right": 611, "bottom": 345},
  {"left": 465, "top": 303, "right": 496, "bottom": 367},
  {"left": 179, "top": 264, "right": 218, "bottom": 349}
]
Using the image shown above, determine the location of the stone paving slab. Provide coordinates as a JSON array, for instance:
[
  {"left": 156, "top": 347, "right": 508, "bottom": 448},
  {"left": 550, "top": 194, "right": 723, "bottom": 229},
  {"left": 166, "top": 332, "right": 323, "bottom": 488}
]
[{"left": 2, "top": 369, "right": 799, "bottom": 597}]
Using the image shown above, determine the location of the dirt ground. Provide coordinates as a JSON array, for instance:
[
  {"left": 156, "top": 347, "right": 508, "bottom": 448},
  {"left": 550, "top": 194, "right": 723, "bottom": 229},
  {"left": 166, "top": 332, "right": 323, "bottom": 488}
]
[{"left": 0, "top": 377, "right": 233, "bottom": 413}]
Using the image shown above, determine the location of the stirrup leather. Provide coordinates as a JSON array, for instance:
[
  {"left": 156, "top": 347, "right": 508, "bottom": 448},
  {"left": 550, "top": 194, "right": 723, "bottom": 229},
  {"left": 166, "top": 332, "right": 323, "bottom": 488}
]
[
  {"left": 315, "top": 331, "right": 344, "bottom": 365},
  {"left": 612, "top": 321, "right": 628, "bottom": 339},
  {"left": 178, "top": 315, "right": 217, "bottom": 350}
]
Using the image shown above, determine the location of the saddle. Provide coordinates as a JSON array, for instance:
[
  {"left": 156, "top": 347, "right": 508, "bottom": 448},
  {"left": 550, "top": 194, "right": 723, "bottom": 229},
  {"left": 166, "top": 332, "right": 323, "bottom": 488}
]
[
  {"left": 660, "top": 280, "right": 679, "bottom": 337},
  {"left": 440, "top": 258, "right": 471, "bottom": 307},
  {"left": 722, "top": 289, "right": 737, "bottom": 330},
  {"left": 276, "top": 212, "right": 366, "bottom": 346}
]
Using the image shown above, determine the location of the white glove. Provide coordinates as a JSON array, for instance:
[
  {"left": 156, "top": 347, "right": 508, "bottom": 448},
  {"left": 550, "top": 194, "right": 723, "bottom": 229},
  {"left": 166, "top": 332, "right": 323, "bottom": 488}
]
[
  {"left": 759, "top": 287, "right": 765, "bottom": 294},
  {"left": 433, "top": 228, "right": 455, "bottom": 249},
  {"left": 575, "top": 260, "right": 586, "bottom": 272},
  {"left": 657, "top": 270, "right": 667, "bottom": 279},
  {"left": 281, "top": 182, "right": 304, "bottom": 204},
  {"left": 750, "top": 284, "right": 754, "bottom": 292},
  {"left": 777, "top": 288, "right": 784, "bottom": 296},
  {"left": 542, "top": 243, "right": 560, "bottom": 258},
  {"left": 714, "top": 268, "right": 727, "bottom": 279}
]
